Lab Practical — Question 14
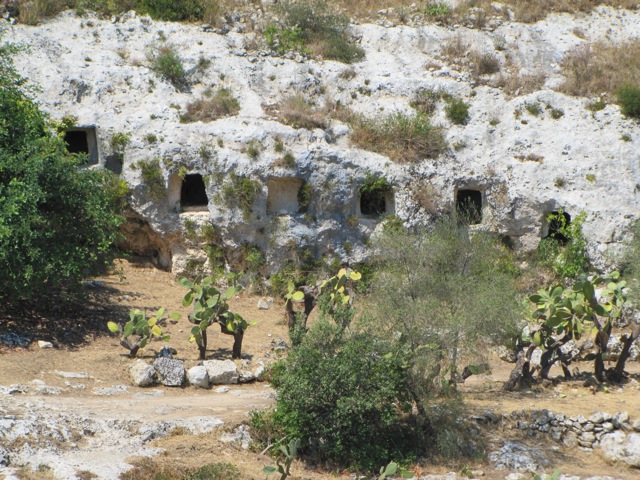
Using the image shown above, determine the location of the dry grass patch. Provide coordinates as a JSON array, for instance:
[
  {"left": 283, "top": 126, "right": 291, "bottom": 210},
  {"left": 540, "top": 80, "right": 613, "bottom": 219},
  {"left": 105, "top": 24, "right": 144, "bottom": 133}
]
[
  {"left": 328, "top": 0, "right": 418, "bottom": 21},
  {"left": 454, "top": 0, "right": 639, "bottom": 24},
  {"left": 410, "top": 180, "right": 439, "bottom": 214},
  {"left": 560, "top": 40, "right": 640, "bottom": 98},
  {"left": 350, "top": 112, "right": 447, "bottom": 163},
  {"left": 265, "top": 93, "right": 335, "bottom": 130},
  {"left": 120, "top": 458, "right": 242, "bottom": 480},
  {"left": 496, "top": 71, "right": 546, "bottom": 97},
  {"left": 180, "top": 88, "right": 240, "bottom": 123}
]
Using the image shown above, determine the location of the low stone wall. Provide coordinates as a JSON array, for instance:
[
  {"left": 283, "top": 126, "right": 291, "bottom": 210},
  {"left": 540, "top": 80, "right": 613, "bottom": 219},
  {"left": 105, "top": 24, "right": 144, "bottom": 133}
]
[{"left": 474, "top": 408, "right": 640, "bottom": 468}]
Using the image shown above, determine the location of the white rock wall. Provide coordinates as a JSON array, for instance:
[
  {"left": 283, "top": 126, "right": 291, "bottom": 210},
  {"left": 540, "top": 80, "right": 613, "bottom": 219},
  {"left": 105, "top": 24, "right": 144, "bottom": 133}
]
[{"left": 5, "top": 7, "right": 640, "bottom": 273}]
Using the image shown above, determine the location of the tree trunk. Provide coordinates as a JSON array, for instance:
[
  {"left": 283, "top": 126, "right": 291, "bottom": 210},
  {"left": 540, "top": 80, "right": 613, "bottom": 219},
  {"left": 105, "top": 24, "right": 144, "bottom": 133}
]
[
  {"left": 219, "top": 323, "right": 244, "bottom": 359},
  {"left": 128, "top": 344, "right": 140, "bottom": 358},
  {"left": 505, "top": 345, "right": 536, "bottom": 391},
  {"left": 286, "top": 286, "right": 319, "bottom": 331},
  {"left": 539, "top": 335, "right": 570, "bottom": 379},
  {"left": 198, "top": 329, "right": 207, "bottom": 360},
  {"left": 594, "top": 328, "right": 610, "bottom": 382},
  {"left": 612, "top": 325, "right": 640, "bottom": 380},
  {"left": 232, "top": 330, "right": 244, "bottom": 359}
]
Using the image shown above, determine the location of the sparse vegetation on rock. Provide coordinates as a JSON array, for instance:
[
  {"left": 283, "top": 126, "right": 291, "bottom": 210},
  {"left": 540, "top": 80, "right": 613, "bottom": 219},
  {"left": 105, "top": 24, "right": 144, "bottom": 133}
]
[{"left": 180, "top": 88, "right": 240, "bottom": 123}]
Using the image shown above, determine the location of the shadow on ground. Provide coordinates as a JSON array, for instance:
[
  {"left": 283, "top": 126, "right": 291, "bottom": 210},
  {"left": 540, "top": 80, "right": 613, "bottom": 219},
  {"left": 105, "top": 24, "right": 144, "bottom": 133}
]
[{"left": 0, "top": 284, "right": 131, "bottom": 348}]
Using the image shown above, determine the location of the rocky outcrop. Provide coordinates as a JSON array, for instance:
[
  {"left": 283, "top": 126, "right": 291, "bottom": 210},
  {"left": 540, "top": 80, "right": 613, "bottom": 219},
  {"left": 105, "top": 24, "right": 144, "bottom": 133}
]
[{"left": 8, "top": 7, "right": 640, "bottom": 274}]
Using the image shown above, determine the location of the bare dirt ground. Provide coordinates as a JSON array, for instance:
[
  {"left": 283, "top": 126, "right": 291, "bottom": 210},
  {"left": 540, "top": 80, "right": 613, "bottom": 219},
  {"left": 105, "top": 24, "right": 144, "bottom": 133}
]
[{"left": 1, "top": 259, "right": 639, "bottom": 479}]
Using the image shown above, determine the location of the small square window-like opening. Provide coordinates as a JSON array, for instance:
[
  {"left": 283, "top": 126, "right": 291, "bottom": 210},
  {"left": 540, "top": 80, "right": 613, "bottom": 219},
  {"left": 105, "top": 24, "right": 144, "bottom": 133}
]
[
  {"left": 456, "top": 189, "right": 483, "bottom": 224},
  {"left": 546, "top": 210, "right": 571, "bottom": 244},
  {"left": 267, "top": 177, "right": 304, "bottom": 215},
  {"left": 64, "top": 131, "right": 88, "bottom": 154},
  {"left": 181, "top": 174, "right": 209, "bottom": 208},
  {"left": 63, "top": 127, "right": 98, "bottom": 165},
  {"left": 359, "top": 178, "right": 394, "bottom": 218},
  {"left": 360, "top": 190, "right": 386, "bottom": 216}
]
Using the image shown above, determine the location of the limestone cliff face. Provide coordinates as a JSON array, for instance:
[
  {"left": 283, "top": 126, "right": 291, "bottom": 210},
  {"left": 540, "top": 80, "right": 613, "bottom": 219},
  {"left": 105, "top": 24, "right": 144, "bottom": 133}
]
[{"left": 6, "top": 7, "right": 640, "bottom": 274}]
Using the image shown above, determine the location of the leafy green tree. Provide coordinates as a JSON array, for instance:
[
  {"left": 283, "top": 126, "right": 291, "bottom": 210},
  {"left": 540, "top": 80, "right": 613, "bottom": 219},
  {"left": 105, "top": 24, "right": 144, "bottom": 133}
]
[{"left": 0, "top": 31, "right": 123, "bottom": 301}]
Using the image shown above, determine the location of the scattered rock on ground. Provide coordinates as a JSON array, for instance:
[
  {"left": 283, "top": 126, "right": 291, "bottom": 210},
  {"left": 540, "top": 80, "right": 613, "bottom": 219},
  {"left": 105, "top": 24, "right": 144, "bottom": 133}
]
[
  {"left": 254, "top": 364, "right": 266, "bottom": 381},
  {"left": 489, "top": 441, "right": 549, "bottom": 472},
  {"left": 220, "top": 424, "right": 252, "bottom": 449},
  {"left": 599, "top": 431, "right": 640, "bottom": 467},
  {"left": 202, "top": 360, "right": 238, "bottom": 385},
  {"left": 153, "top": 358, "right": 185, "bottom": 387},
  {"left": 238, "top": 370, "right": 255, "bottom": 383},
  {"left": 270, "top": 338, "right": 289, "bottom": 352},
  {"left": 130, "top": 359, "right": 157, "bottom": 387},
  {"left": 156, "top": 346, "right": 177, "bottom": 359},
  {"left": 257, "top": 299, "right": 269, "bottom": 310},
  {"left": 187, "top": 366, "right": 209, "bottom": 388},
  {"left": 92, "top": 385, "right": 129, "bottom": 396},
  {"left": 55, "top": 370, "right": 89, "bottom": 379},
  {"left": 0, "top": 333, "right": 30, "bottom": 347},
  {"left": 37, "top": 340, "right": 53, "bottom": 349}
]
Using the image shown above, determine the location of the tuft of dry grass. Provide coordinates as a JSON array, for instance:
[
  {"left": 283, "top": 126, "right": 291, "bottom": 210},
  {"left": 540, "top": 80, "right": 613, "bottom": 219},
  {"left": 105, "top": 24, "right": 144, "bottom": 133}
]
[
  {"left": 559, "top": 40, "right": 640, "bottom": 98},
  {"left": 496, "top": 71, "right": 546, "bottom": 97},
  {"left": 180, "top": 88, "right": 240, "bottom": 123},
  {"left": 349, "top": 112, "right": 447, "bottom": 163},
  {"left": 470, "top": 50, "right": 501, "bottom": 77},
  {"left": 119, "top": 457, "right": 188, "bottom": 480},
  {"left": 410, "top": 180, "right": 439, "bottom": 214},
  {"left": 265, "top": 93, "right": 333, "bottom": 130},
  {"left": 15, "top": 465, "right": 58, "bottom": 480}
]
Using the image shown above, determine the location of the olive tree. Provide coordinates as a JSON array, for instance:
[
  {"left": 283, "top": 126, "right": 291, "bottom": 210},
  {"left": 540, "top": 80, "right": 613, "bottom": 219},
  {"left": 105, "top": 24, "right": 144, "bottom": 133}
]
[{"left": 365, "top": 218, "right": 522, "bottom": 409}]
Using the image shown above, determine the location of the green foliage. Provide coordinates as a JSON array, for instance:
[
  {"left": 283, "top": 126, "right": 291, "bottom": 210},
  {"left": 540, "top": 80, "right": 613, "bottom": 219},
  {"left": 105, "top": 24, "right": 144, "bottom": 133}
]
[
  {"left": 360, "top": 173, "right": 392, "bottom": 195},
  {"left": 264, "top": 24, "right": 307, "bottom": 55},
  {"left": 537, "top": 210, "right": 589, "bottom": 279},
  {"left": 147, "top": 43, "right": 188, "bottom": 91},
  {"left": 616, "top": 83, "right": 640, "bottom": 118},
  {"left": 137, "top": 158, "right": 166, "bottom": 201},
  {"left": 0, "top": 33, "right": 123, "bottom": 300},
  {"left": 107, "top": 308, "right": 179, "bottom": 358},
  {"left": 110, "top": 132, "right": 131, "bottom": 152},
  {"left": 188, "top": 463, "right": 241, "bottom": 480},
  {"left": 587, "top": 98, "right": 606, "bottom": 112},
  {"left": 378, "top": 462, "right": 414, "bottom": 480},
  {"left": 524, "top": 101, "right": 542, "bottom": 116},
  {"left": 140, "top": 0, "right": 204, "bottom": 21},
  {"left": 221, "top": 173, "right": 260, "bottom": 220},
  {"left": 262, "top": 438, "right": 300, "bottom": 480},
  {"left": 425, "top": 2, "right": 451, "bottom": 18},
  {"left": 532, "top": 470, "right": 561, "bottom": 480},
  {"left": 263, "top": 268, "right": 421, "bottom": 471},
  {"left": 550, "top": 107, "right": 565, "bottom": 119},
  {"left": 367, "top": 218, "right": 522, "bottom": 403},
  {"left": 528, "top": 274, "right": 624, "bottom": 347},
  {"left": 267, "top": 0, "right": 365, "bottom": 63},
  {"left": 445, "top": 97, "right": 470, "bottom": 125},
  {"left": 268, "top": 320, "right": 418, "bottom": 472},
  {"left": 297, "top": 181, "right": 312, "bottom": 213},
  {"left": 179, "top": 275, "right": 250, "bottom": 359},
  {"left": 526, "top": 272, "right": 628, "bottom": 380}
]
